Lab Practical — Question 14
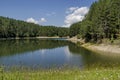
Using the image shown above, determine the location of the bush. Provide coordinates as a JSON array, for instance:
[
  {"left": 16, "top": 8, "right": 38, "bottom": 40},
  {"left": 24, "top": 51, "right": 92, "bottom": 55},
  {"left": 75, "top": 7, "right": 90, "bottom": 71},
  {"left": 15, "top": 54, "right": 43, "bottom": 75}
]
[{"left": 77, "top": 34, "right": 81, "bottom": 39}]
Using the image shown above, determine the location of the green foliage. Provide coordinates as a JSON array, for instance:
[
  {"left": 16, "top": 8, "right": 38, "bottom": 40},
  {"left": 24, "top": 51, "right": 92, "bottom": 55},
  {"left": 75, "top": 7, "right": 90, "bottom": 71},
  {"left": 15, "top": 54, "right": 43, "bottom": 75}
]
[
  {"left": 58, "top": 27, "right": 69, "bottom": 37},
  {"left": 69, "top": 23, "right": 80, "bottom": 37},
  {"left": 77, "top": 34, "right": 81, "bottom": 39},
  {"left": 0, "top": 16, "right": 69, "bottom": 38},
  {"left": 69, "top": 0, "right": 120, "bottom": 43}
]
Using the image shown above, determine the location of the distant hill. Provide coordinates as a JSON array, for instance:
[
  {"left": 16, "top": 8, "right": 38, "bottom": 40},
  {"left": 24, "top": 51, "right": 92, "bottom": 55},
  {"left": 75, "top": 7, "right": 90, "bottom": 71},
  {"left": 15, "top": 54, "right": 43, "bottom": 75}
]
[{"left": 0, "top": 16, "right": 69, "bottom": 38}]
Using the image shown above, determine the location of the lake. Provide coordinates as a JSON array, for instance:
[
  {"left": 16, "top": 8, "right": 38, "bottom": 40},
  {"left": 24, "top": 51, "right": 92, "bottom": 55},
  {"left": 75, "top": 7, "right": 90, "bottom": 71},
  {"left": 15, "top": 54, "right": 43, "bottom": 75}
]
[{"left": 0, "top": 39, "right": 120, "bottom": 69}]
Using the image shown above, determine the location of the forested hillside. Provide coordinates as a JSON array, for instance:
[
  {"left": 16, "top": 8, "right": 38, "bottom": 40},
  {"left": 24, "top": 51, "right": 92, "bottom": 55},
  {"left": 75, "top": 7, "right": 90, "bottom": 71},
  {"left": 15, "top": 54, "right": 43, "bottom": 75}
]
[
  {"left": 0, "top": 0, "right": 120, "bottom": 40},
  {"left": 70, "top": 0, "right": 120, "bottom": 43},
  {"left": 0, "top": 16, "right": 69, "bottom": 38}
]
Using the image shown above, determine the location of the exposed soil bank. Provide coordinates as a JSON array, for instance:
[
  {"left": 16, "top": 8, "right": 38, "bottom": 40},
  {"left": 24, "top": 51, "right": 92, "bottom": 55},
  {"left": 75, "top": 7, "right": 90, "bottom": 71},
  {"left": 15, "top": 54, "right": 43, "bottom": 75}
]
[
  {"left": 67, "top": 37, "right": 120, "bottom": 55},
  {"left": 81, "top": 43, "right": 120, "bottom": 54},
  {"left": 66, "top": 36, "right": 84, "bottom": 44}
]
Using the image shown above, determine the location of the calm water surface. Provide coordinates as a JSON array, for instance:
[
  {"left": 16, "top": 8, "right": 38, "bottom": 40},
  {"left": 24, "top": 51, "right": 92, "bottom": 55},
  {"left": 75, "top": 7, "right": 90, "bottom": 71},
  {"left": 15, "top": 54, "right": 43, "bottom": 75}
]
[{"left": 0, "top": 39, "right": 120, "bottom": 69}]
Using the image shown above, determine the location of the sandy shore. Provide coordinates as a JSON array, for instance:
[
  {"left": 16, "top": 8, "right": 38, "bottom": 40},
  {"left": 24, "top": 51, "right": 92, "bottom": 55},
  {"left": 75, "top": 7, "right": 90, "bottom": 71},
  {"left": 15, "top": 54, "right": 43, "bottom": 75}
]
[
  {"left": 67, "top": 37, "right": 120, "bottom": 55},
  {"left": 82, "top": 43, "right": 120, "bottom": 54},
  {"left": 67, "top": 36, "right": 85, "bottom": 44},
  {"left": 36, "top": 36, "right": 60, "bottom": 39}
]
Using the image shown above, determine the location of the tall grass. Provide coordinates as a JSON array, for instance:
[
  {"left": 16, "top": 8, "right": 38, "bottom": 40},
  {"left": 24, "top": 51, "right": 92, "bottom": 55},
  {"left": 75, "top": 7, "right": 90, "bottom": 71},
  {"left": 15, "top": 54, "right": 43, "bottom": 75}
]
[{"left": 0, "top": 66, "right": 120, "bottom": 80}]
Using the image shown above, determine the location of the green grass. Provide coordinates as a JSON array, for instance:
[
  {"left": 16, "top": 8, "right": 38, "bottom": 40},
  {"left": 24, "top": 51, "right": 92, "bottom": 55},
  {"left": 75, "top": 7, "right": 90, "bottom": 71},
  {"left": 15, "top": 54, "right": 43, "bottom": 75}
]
[{"left": 0, "top": 67, "right": 120, "bottom": 80}]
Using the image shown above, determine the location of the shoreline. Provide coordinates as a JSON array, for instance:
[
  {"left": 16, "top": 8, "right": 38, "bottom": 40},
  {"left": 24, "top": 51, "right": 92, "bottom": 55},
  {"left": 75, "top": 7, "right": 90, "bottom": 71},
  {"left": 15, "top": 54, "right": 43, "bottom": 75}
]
[
  {"left": 0, "top": 36, "right": 68, "bottom": 40},
  {"left": 36, "top": 36, "right": 60, "bottom": 39},
  {"left": 67, "top": 37, "right": 120, "bottom": 55},
  {"left": 81, "top": 43, "right": 120, "bottom": 55},
  {"left": 1, "top": 36, "right": 120, "bottom": 55}
]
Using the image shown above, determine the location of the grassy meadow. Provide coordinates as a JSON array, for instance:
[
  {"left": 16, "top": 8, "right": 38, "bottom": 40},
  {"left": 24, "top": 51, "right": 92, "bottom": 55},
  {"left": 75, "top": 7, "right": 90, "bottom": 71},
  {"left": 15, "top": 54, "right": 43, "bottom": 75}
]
[{"left": 0, "top": 67, "right": 120, "bottom": 80}]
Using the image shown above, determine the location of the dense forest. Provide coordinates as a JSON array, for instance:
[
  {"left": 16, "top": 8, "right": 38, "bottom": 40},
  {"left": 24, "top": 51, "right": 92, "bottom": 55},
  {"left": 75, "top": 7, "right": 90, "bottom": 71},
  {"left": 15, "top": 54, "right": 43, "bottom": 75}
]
[
  {"left": 0, "top": 16, "right": 69, "bottom": 38},
  {"left": 69, "top": 0, "right": 120, "bottom": 43},
  {"left": 0, "top": 0, "right": 120, "bottom": 42}
]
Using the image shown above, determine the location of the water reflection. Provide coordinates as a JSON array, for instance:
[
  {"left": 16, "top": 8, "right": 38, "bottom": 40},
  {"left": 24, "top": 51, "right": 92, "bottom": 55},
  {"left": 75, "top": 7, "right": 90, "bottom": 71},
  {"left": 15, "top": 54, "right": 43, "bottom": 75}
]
[
  {"left": 0, "top": 39, "right": 83, "bottom": 69},
  {"left": 0, "top": 39, "right": 120, "bottom": 69}
]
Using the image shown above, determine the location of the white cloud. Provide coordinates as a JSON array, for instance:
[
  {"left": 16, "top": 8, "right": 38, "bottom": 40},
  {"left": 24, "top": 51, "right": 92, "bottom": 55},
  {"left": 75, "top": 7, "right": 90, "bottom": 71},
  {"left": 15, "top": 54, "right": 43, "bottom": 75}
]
[
  {"left": 26, "top": 18, "right": 38, "bottom": 24},
  {"left": 66, "top": 7, "right": 79, "bottom": 14},
  {"left": 40, "top": 18, "right": 47, "bottom": 23},
  {"left": 63, "top": 7, "right": 89, "bottom": 27},
  {"left": 26, "top": 17, "right": 47, "bottom": 24},
  {"left": 62, "top": 24, "right": 71, "bottom": 27},
  {"left": 69, "top": 7, "right": 79, "bottom": 11}
]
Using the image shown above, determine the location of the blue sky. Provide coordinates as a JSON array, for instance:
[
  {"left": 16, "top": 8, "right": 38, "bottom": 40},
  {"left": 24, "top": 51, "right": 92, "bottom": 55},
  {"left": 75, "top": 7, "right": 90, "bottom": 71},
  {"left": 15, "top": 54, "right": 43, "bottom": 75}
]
[{"left": 0, "top": 0, "right": 97, "bottom": 27}]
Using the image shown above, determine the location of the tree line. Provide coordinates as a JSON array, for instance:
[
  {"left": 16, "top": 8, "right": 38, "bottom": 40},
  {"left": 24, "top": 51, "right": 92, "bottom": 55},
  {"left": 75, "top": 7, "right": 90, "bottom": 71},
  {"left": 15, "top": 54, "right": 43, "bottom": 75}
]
[
  {"left": 69, "top": 0, "right": 120, "bottom": 43},
  {"left": 1, "top": 0, "right": 120, "bottom": 41},
  {"left": 0, "top": 16, "right": 69, "bottom": 38}
]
